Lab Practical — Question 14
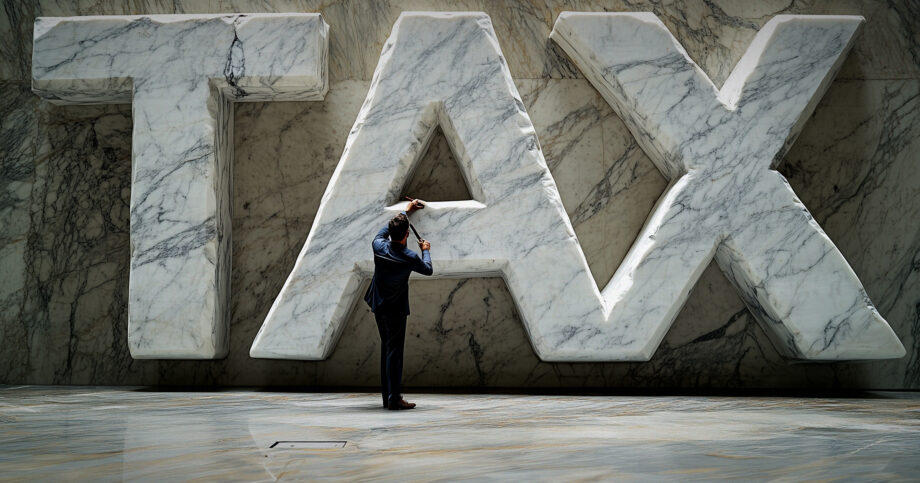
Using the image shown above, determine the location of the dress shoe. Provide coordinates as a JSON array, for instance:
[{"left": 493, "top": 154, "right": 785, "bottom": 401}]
[{"left": 387, "top": 399, "right": 416, "bottom": 410}]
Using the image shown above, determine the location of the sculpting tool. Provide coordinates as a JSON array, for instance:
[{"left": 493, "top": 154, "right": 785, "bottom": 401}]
[
  {"left": 404, "top": 195, "right": 425, "bottom": 208},
  {"left": 403, "top": 196, "right": 424, "bottom": 241}
]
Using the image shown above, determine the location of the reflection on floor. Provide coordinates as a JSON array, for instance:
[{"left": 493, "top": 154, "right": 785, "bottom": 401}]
[{"left": 1, "top": 386, "right": 918, "bottom": 480}]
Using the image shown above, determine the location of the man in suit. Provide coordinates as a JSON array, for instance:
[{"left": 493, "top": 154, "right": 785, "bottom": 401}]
[{"left": 364, "top": 199, "right": 433, "bottom": 410}]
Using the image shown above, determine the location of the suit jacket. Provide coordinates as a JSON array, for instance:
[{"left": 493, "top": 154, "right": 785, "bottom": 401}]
[{"left": 364, "top": 215, "right": 433, "bottom": 316}]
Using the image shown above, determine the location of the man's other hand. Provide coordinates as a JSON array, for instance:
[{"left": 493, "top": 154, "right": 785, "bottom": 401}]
[
  {"left": 418, "top": 239, "right": 430, "bottom": 251},
  {"left": 406, "top": 198, "right": 425, "bottom": 213}
]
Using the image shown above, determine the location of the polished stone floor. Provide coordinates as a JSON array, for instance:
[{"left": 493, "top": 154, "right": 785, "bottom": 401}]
[{"left": 1, "top": 386, "right": 918, "bottom": 481}]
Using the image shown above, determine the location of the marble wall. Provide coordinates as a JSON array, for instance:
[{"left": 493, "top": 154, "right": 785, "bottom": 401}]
[{"left": 2, "top": 0, "right": 918, "bottom": 388}]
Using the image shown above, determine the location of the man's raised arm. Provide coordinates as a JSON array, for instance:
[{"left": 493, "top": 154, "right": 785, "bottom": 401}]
[{"left": 414, "top": 241, "right": 433, "bottom": 276}]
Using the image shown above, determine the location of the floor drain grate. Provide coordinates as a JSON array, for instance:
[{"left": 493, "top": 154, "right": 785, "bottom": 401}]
[{"left": 270, "top": 441, "right": 347, "bottom": 449}]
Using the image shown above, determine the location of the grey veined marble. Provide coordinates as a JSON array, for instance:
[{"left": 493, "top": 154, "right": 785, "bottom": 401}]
[
  {"left": 251, "top": 11, "right": 902, "bottom": 362},
  {"left": 31, "top": 14, "right": 329, "bottom": 358},
  {"left": 28, "top": 9, "right": 905, "bottom": 365},
  {"left": 550, "top": 12, "right": 904, "bottom": 360},
  {"left": 3, "top": 387, "right": 920, "bottom": 481}
]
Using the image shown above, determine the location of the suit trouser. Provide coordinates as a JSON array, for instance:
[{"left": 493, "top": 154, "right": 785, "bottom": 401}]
[{"left": 375, "top": 311, "right": 407, "bottom": 407}]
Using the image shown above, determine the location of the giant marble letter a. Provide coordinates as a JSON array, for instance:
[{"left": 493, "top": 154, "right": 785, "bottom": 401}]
[
  {"left": 551, "top": 13, "right": 904, "bottom": 360},
  {"left": 251, "top": 12, "right": 605, "bottom": 360},
  {"left": 32, "top": 14, "right": 329, "bottom": 358}
]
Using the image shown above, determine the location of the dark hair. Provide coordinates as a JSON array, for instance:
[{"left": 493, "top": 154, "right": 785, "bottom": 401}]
[{"left": 388, "top": 213, "right": 409, "bottom": 241}]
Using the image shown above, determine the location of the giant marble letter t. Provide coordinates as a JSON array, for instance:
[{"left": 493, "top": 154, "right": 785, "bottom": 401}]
[
  {"left": 551, "top": 13, "right": 904, "bottom": 359},
  {"left": 32, "top": 14, "right": 329, "bottom": 358}
]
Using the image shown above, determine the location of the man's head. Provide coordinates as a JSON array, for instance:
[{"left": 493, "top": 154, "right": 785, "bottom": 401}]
[{"left": 389, "top": 213, "right": 409, "bottom": 243}]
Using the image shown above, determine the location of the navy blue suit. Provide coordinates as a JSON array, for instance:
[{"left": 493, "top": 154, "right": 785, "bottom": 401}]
[{"left": 364, "top": 214, "right": 432, "bottom": 407}]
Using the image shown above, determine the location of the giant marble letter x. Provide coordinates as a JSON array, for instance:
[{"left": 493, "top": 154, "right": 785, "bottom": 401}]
[
  {"left": 253, "top": 12, "right": 903, "bottom": 362},
  {"left": 549, "top": 13, "right": 903, "bottom": 360},
  {"left": 32, "top": 14, "right": 329, "bottom": 358}
]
